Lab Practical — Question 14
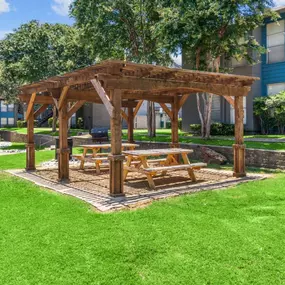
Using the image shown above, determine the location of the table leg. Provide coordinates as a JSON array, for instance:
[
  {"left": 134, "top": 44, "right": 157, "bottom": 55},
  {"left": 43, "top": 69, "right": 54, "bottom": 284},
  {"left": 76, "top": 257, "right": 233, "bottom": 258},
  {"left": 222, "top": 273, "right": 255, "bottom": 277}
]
[
  {"left": 123, "top": 155, "right": 133, "bottom": 180},
  {"left": 140, "top": 156, "right": 155, "bottom": 189},
  {"left": 80, "top": 148, "right": 88, "bottom": 170},
  {"left": 181, "top": 153, "right": 196, "bottom": 182},
  {"left": 162, "top": 154, "right": 173, "bottom": 176}
]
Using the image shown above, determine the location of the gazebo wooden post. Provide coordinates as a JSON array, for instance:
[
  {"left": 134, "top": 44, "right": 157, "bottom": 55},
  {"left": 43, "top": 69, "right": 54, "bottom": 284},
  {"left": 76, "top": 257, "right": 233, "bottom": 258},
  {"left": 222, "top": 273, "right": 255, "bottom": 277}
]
[
  {"left": 127, "top": 101, "right": 134, "bottom": 143},
  {"left": 26, "top": 92, "right": 36, "bottom": 171},
  {"left": 171, "top": 96, "right": 180, "bottom": 161},
  {"left": 109, "top": 89, "right": 125, "bottom": 196},
  {"left": 171, "top": 96, "right": 179, "bottom": 148},
  {"left": 233, "top": 96, "right": 246, "bottom": 177},
  {"left": 26, "top": 112, "right": 35, "bottom": 170},
  {"left": 58, "top": 87, "right": 70, "bottom": 181}
]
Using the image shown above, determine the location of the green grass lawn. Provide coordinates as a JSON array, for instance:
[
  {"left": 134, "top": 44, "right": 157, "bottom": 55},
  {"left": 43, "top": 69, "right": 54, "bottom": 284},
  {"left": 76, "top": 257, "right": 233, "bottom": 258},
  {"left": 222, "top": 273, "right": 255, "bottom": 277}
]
[
  {"left": 0, "top": 171, "right": 285, "bottom": 284},
  {"left": 121, "top": 132, "right": 285, "bottom": 151},
  {"left": 0, "top": 127, "right": 87, "bottom": 136}
]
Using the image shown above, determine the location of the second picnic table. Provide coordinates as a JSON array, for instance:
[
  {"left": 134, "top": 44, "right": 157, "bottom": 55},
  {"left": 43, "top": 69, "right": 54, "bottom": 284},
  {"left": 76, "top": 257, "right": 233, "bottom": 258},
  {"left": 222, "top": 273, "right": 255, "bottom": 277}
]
[
  {"left": 123, "top": 148, "right": 207, "bottom": 189},
  {"left": 75, "top": 143, "right": 139, "bottom": 172}
]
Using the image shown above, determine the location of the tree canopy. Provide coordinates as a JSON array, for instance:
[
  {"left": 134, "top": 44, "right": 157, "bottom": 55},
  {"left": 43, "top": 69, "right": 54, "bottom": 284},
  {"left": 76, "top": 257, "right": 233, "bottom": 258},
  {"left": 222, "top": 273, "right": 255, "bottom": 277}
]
[
  {"left": 71, "top": 0, "right": 172, "bottom": 65},
  {"left": 0, "top": 20, "right": 94, "bottom": 102}
]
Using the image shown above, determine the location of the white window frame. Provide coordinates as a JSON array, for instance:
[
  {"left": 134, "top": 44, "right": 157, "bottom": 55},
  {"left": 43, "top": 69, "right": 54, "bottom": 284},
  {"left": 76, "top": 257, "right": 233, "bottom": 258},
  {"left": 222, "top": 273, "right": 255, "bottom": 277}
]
[
  {"left": 267, "top": 20, "right": 285, "bottom": 64},
  {"left": 267, "top": 82, "right": 285, "bottom": 96},
  {"left": 1, "top": 118, "right": 7, "bottom": 126},
  {"left": 1, "top": 102, "right": 7, "bottom": 112},
  {"left": 7, "top": 118, "right": 14, "bottom": 126}
]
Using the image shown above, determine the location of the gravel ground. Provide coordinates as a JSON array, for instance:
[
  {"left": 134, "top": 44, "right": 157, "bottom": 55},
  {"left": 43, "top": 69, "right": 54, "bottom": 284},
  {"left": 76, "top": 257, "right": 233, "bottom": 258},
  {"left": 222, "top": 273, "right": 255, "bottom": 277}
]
[{"left": 35, "top": 167, "right": 239, "bottom": 197}]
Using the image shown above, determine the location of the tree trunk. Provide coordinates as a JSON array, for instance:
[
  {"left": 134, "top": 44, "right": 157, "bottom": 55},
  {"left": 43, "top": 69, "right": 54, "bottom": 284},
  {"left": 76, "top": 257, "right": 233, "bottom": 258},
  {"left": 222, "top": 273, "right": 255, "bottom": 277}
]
[
  {"left": 52, "top": 105, "right": 57, "bottom": 132},
  {"left": 147, "top": 101, "right": 156, "bottom": 137},
  {"left": 196, "top": 92, "right": 213, "bottom": 139}
]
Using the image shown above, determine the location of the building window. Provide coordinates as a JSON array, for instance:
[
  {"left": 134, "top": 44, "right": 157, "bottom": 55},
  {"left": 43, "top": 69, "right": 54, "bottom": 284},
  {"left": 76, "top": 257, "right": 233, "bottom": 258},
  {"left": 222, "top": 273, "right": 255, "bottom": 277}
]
[
  {"left": 1, "top": 118, "right": 7, "bottom": 126},
  {"left": 7, "top": 104, "right": 14, "bottom": 112},
  {"left": 232, "top": 57, "right": 247, "bottom": 67},
  {"left": 1, "top": 102, "right": 7, "bottom": 112},
  {"left": 8, "top": 118, "right": 14, "bottom": 126},
  {"left": 267, "top": 82, "right": 285, "bottom": 96},
  {"left": 267, "top": 20, "right": 285, "bottom": 64},
  {"left": 230, "top": 97, "right": 247, "bottom": 124}
]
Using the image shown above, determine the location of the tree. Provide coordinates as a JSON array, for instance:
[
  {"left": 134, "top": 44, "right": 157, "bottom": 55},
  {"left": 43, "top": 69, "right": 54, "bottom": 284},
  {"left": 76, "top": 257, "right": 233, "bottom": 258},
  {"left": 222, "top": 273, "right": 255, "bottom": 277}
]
[
  {"left": 0, "top": 20, "right": 93, "bottom": 130},
  {"left": 155, "top": 0, "right": 278, "bottom": 138},
  {"left": 71, "top": 0, "right": 173, "bottom": 137}
]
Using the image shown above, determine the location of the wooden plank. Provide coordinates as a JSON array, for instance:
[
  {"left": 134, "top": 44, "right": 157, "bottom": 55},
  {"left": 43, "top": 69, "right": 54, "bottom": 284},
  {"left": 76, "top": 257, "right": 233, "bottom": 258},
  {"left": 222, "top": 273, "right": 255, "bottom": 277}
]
[
  {"left": 67, "top": 100, "right": 86, "bottom": 119},
  {"left": 58, "top": 93, "right": 69, "bottom": 181},
  {"left": 90, "top": 78, "right": 114, "bottom": 117},
  {"left": 26, "top": 114, "right": 35, "bottom": 171},
  {"left": 134, "top": 100, "right": 143, "bottom": 117},
  {"left": 224, "top": 96, "right": 234, "bottom": 106},
  {"left": 52, "top": 97, "right": 59, "bottom": 109},
  {"left": 121, "top": 109, "right": 128, "bottom": 122},
  {"left": 160, "top": 103, "right": 173, "bottom": 120},
  {"left": 171, "top": 96, "right": 179, "bottom": 146},
  {"left": 109, "top": 89, "right": 124, "bottom": 196},
  {"left": 123, "top": 148, "right": 193, "bottom": 156},
  {"left": 127, "top": 104, "right": 134, "bottom": 143},
  {"left": 233, "top": 96, "right": 246, "bottom": 178},
  {"left": 101, "top": 75, "right": 251, "bottom": 97},
  {"left": 179, "top": 95, "right": 190, "bottom": 109},
  {"left": 58, "top": 86, "right": 70, "bottom": 110},
  {"left": 25, "top": 92, "right": 37, "bottom": 120},
  {"left": 34, "top": 104, "right": 49, "bottom": 118}
]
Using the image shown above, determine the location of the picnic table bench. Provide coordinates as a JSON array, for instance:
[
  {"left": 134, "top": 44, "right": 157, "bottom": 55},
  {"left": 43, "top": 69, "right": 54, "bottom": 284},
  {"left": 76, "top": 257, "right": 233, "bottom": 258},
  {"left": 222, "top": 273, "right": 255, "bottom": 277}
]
[
  {"left": 123, "top": 148, "right": 207, "bottom": 189},
  {"left": 73, "top": 143, "right": 139, "bottom": 172}
]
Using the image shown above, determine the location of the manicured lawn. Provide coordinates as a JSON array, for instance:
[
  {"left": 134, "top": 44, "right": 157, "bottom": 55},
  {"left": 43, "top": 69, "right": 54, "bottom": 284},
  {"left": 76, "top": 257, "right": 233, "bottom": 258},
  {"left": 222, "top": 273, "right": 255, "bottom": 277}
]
[
  {"left": 0, "top": 142, "right": 27, "bottom": 150},
  {"left": 0, "top": 127, "right": 87, "bottom": 136},
  {"left": 0, "top": 172, "right": 285, "bottom": 284},
  {"left": 122, "top": 132, "right": 285, "bottom": 151}
]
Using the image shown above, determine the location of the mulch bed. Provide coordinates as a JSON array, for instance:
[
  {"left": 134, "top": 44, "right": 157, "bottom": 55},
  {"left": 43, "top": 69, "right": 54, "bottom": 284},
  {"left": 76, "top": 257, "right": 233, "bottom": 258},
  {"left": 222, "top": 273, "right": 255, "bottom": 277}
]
[{"left": 35, "top": 166, "right": 240, "bottom": 197}]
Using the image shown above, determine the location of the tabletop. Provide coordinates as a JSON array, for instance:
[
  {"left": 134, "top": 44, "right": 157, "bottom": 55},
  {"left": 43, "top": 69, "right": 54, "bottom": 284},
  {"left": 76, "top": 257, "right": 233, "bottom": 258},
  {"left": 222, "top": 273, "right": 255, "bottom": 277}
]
[
  {"left": 80, "top": 143, "right": 139, "bottom": 149},
  {"left": 123, "top": 148, "right": 193, "bottom": 157}
]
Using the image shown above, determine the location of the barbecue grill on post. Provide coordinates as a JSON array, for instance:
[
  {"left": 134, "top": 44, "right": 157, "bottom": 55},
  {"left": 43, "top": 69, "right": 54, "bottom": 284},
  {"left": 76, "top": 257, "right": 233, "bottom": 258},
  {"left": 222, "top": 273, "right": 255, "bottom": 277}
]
[{"left": 90, "top": 127, "right": 109, "bottom": 143}]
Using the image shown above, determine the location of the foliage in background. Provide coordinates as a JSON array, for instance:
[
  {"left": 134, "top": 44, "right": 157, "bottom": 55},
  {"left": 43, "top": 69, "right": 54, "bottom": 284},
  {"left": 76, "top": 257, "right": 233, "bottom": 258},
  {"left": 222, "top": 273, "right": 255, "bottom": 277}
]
[
  {"left": 48, "top": 117, "right": 59, "bottom": 129},
  {"left": 76, "top": 117, "right": 84, "bottom": 129},
  {"left": 190, "top": 123, "right": 235, "bottom": 136},
  {"left": 155, "top": 0, "right": 278, "bottom": 138},
  {"left": 254, "top": 92, "right": 285, "bottom": 134},
  {"left": 71, "top": 0, "right": 174, "bottom": 138},
  {"left": 0, "top": 20, "right": 94, "bottom": 102}
]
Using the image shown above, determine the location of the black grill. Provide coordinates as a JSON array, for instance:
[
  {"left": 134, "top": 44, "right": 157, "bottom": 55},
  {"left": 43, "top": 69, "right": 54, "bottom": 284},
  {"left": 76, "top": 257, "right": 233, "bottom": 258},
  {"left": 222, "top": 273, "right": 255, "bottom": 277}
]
[{"left": 90, "top": 127, "right": 109, "bottom": 143}]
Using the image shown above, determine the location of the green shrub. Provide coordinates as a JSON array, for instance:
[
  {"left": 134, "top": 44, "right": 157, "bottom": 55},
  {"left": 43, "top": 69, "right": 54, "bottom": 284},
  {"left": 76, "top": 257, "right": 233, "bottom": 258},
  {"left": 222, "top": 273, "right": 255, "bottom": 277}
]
[
  {"left": 166, "top": 121, "right": 171, "bottom": 129},
  {"left": 48, "top": 117, "right": 53, "bottom": 128},
  {"left": 211, "top": 123, "right": 234, "bottom": 136},
  {"left": 77, "top": 117, "right": 84, "bottom": 129},
  {"left": 48, "top": 117, "right": 59, "bottom": 128},
  {"left": 189, "top": 124, "right": 201, "bottom": 135},
  {"left": 178, "top": 118, "right": 182, "bottom": 130},
  {"left": 17, "top": 120, "right": 27, "bottom": 128},
  {"left": 190, "top": 123, "right": 234, "bottom": 136}
]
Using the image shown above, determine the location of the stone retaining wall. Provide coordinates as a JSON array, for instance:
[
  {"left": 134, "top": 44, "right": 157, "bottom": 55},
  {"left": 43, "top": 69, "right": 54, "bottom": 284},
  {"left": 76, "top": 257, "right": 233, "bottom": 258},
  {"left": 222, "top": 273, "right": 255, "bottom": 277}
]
[
  {"left": 1, "top": 130, "right": 284, "bottom": 169},
  {"left": 0, "top": 130, "right": 56, "bottom": 147}
]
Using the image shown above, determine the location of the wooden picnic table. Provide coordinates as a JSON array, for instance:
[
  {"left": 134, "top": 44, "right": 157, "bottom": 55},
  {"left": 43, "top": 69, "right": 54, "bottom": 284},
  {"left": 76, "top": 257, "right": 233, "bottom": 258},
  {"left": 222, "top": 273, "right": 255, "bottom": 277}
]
[
  {"left": 74, "top": 143, "right": 139, "bottom": 172},
  {"left": 123, "top": 148, "right": 207, "bottom": 189}
]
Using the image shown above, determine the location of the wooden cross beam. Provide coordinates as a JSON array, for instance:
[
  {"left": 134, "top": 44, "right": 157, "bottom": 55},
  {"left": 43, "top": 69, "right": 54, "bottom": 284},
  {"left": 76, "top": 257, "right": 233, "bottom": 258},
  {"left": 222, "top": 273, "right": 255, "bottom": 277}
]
[
  {"left": 134, "top": 100, "right": 144, "bottom": 117},
  {"left": 121, "top": 109, "right": 128, "bottom": 122},
  {"left": 90, "top": 78, "right": 114, "bottom": 117},
  {"left": 26, "top": 92, "right": 37, "bottom": 120},
  {"left": 58, "top": 86, "right": 70, "bottom": 110},
  {"left": 179, "top": 95, "right": 190, "bottom": 109},
  {"left": 34, "top": 104, "right": 49, "bottom": 118},
  {"left": 224, "top": 96, "right": 234, "bottom": 107},
  {"left": 160, "top": 103, "right": 173, "bottom": 120},
  {"left": 67, "top": 100, "right": 86, "bottom": 119}
]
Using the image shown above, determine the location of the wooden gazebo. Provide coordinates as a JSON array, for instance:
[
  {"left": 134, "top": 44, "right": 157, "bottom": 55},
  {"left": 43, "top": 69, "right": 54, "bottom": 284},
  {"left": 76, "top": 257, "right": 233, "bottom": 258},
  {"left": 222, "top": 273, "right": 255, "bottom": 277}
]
[{"left": 18, "top": 60, "right": 258, "bottom": 196}]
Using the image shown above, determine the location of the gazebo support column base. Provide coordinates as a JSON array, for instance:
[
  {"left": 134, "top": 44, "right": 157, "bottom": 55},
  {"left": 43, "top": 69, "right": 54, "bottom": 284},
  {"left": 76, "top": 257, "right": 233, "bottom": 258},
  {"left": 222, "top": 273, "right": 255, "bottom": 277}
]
[
  {"left": 233, "top": 144, "right": 246, "bottom": 178},
  {"left": 58, "top": 148, "right": 70, "bottom": 181},
  {"left": 109, "top": 154, "right": 125, "bottom": 197},
  {"left": 26, "top": 142, "right": 36, "bottom": 171}
]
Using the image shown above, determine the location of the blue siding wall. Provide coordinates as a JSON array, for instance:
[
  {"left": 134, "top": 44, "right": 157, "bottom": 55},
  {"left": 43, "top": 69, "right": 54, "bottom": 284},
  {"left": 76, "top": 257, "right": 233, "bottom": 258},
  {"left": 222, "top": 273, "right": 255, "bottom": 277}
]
[
  {"left": 0, "top": 100, "right": 16, "bottom": 127},
  {"left": 261, "top": 12, "right": 285, "bottom": 96}
]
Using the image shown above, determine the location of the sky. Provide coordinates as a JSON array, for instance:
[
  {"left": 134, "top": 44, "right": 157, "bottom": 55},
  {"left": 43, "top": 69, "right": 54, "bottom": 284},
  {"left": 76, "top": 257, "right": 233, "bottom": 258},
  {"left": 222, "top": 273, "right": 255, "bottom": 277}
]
[
  {"left": 0, "top": 0, "right": 73, "bottom": 39},
  {"left": 0, "top": 0, "right": 284, "bottom": 65}
]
